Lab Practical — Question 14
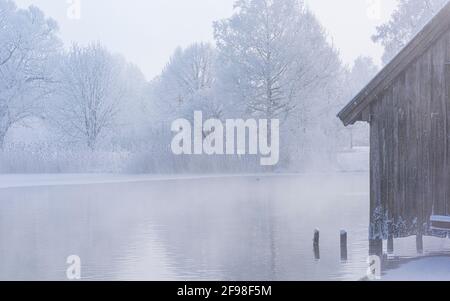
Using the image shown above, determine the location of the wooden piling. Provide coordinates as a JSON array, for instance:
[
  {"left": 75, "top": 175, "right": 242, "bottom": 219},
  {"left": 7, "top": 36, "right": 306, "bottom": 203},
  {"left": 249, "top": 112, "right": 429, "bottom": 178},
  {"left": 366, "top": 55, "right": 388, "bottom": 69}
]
[
  {"left": 313, "top": 244, "right": 320, "bottom": 260},
  {"left": 313, "top": 229, "right": 320, "bottom": 260},
  {"left": 369, "top": 239, "right": 383, "bottom": 257},
  {"left": 387, "top": 236, "right": 394, "bottom": 255},
  {"left": 340, "top": 230, "right": 348, "bottom": 261},
  {"left": 313, "top": 229, "right": 320, "bottom": 246},
  {"left": 416, "top": 233, "right": 424, "bottom": 254}
]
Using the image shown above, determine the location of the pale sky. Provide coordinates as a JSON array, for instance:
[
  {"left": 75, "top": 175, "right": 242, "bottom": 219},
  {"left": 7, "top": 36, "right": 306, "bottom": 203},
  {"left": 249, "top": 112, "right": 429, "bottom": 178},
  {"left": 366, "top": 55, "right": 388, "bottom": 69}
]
[{"left": 15, "top": 0, "right": 399, "bottom": 80}]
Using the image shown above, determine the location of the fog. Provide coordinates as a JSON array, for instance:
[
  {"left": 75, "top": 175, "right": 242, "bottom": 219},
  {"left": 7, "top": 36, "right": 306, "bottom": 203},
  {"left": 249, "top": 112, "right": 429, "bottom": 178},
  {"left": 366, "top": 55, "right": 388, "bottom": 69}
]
[
  {"left": 2, "top": 0, "right": 449, "bottom": 282},
  {"left": 14, "top": 0, "right": 397, "bottom": 79},
  {"left": 0, "top": 173, "right": 372, "bottom": 280}
]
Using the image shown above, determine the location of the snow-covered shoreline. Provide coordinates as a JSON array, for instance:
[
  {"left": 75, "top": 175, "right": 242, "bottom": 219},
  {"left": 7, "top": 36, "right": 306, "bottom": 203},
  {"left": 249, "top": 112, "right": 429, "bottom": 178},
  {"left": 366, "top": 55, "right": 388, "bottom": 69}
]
[
  {"left": 382, "top": 256, "right": 450, "bottom": 281},
  {"left": 0, "top": 172, "right": 358, "bottom": 189}
]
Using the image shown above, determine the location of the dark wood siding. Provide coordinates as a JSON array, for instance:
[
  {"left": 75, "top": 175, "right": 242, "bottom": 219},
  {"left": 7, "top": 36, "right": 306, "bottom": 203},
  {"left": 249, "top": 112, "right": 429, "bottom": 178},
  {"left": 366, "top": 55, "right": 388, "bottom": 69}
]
[{"left": 369, "top": 31, "right": 450, "bottom": 239}]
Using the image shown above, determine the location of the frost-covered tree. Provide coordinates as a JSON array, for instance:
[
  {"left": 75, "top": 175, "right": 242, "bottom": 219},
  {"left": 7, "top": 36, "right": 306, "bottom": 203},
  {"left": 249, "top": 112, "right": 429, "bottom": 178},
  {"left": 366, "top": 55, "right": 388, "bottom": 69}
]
[
  {"left": 151, "top": 42, "right": 221, "bottom": 121},
  {"left": 345, "top": 57, "right": 379, "bottom": 148},
  {"left": 110, "top": 60, "right": 149, "bottom": 150},
  {"left": 53, "top": 44, "right": 130, "bottom": 151},
  {"left": 0, "top": 0, "right": 60, "bottom": 149},
  {"left": 373, "top": 0, "right": 448, "bottom": 65},
  {"left": 213, "top": 0, "right": 341, "bottom": 120},
  {"left": 348, "top": 56, "right": 379, "bottom": 94}
]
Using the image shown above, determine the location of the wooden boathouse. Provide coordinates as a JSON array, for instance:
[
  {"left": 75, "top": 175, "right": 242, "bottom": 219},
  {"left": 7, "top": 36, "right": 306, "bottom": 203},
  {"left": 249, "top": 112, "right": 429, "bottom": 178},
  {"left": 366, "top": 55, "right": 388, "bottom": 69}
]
[{"left": 338, "top": 2, "right": 450, "bottom": 252}]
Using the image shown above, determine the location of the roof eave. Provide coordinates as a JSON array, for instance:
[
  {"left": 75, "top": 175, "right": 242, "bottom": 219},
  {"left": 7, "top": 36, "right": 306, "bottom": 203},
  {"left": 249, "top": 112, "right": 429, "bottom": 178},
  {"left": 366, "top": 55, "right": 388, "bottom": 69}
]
[{"left": 338, "top": 1, "right": 450, "bottom": 127}]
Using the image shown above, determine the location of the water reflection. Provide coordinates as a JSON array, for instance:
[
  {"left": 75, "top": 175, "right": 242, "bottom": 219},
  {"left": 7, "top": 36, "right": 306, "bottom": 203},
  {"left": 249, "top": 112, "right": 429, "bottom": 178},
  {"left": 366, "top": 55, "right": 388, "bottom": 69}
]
[{"left": 0, "top": 173, "right": 448, "bottom": 280}]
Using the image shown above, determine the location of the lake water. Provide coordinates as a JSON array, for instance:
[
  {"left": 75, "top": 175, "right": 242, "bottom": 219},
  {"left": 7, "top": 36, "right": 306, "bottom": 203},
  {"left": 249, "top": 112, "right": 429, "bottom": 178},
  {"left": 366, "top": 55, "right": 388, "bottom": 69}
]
[{"left": 0, "top": 173, "right": 449, "bottom": 281}]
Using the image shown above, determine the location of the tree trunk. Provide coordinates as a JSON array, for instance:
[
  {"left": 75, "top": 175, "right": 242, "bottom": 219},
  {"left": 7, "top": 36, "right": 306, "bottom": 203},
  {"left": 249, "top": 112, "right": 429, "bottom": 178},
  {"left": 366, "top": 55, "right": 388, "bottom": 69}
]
[
  {"left": 0, "top": 131, "right": 6, "bottom": 151},
  {"left": 87, "top": 140, "right": 96, "bottom": 152}
]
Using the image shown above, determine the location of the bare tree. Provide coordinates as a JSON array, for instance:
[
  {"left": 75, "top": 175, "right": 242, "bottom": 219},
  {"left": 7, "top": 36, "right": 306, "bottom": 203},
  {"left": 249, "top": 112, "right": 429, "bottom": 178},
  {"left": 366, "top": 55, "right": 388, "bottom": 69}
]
[
  {"left": 213, "top": 0, "right": 340, "bottom": 120},
  {"left": 151, "top": 42, "right": 221, "bottom": 121},
  {"left": 54, "top": 43, "right": 128, "bottom": 150},
  {"left": 0, "top": 1, "right": 60, "bottom": 149}
]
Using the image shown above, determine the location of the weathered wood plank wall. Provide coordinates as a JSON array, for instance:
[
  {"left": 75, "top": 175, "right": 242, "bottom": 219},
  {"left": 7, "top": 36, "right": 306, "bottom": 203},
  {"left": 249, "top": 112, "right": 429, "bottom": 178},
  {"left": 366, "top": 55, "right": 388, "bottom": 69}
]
[{"left": 369, "top": 31, "right": 450, "bottom": 239}]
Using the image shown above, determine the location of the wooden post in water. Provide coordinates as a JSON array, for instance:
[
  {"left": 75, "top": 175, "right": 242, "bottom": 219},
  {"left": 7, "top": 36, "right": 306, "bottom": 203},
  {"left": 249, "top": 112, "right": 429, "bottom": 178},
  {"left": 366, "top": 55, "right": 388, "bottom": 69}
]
[
  {"left": 340, "top": 230, "right": 348, "bottom": 261},
  {"left": 416, "top": 233, "right": 424, "bottom": 254},
  {"left": 313, "top": 229, "right": 320, "bottom": 260},
  {"left": 313, "top": 229, "right": 320, "bottom": 246},
  {"left": 387, "top": 236, "right": 394, "bottom": 255},
  {"left": 369, "top": 239, "right": 383, "bottom": 257}
]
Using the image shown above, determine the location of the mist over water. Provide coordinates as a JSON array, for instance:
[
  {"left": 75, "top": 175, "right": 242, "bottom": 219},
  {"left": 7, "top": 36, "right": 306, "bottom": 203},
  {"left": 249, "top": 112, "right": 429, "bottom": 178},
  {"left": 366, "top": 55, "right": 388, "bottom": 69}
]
[{"left": 0, "top": 173, "right": 369, "bottom": 280}]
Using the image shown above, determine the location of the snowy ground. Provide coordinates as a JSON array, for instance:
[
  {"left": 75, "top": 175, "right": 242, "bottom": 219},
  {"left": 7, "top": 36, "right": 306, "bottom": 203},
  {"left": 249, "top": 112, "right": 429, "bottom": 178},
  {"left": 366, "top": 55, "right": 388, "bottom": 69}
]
[
  {"left": 383, "top": 256, "right": 450, "bottom": 281},
  {"left": 0, "top": 173, "right": 334, "bottom": 189},
  {"left": 0, "top": 174, "right": 136, "bottom": 188}
]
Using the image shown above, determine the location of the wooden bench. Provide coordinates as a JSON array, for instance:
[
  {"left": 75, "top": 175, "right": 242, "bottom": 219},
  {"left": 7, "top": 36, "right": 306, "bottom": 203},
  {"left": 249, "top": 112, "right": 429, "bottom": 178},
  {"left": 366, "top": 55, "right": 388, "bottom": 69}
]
[{"left": 430, "top": 215, "right": 450, "bottom": 232}]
